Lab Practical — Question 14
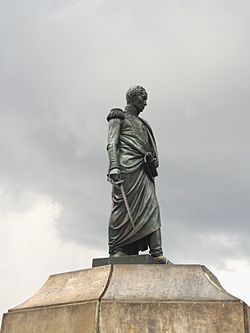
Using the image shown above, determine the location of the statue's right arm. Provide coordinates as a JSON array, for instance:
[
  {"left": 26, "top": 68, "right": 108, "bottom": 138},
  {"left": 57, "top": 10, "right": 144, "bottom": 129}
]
[{"left": 107, "top": 118, "right": 122, "bottom": 180}]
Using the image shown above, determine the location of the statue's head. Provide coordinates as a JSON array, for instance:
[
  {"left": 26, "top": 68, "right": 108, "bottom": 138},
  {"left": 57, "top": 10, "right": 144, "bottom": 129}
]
[{"left": 126, "top": 85, "right": 148, "bottom": 112}]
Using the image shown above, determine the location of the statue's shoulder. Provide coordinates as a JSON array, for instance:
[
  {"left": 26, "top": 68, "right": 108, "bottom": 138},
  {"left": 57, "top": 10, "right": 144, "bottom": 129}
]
[
  {"left": 107, "top": 108, "right": 125, "bottom": 122},
  {"left": 139, "top": 117, "right": 152, "bottom": 129}
]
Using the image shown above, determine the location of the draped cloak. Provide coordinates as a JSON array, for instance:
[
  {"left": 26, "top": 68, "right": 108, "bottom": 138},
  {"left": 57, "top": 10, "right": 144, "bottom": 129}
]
[{"left": 107, "top": 106, "right": 161, "bottom": 254}]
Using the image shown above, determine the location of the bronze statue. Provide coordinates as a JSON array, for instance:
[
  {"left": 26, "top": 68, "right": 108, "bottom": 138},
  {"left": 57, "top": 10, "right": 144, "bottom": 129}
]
[{"left": 107, "top": 86, "right": 166, "bottom": 264}]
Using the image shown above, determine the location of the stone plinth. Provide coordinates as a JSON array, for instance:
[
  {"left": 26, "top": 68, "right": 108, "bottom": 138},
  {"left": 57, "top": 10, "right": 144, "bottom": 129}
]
[{"left": 1, "top": 264, "right": 249, "bottom": 333}]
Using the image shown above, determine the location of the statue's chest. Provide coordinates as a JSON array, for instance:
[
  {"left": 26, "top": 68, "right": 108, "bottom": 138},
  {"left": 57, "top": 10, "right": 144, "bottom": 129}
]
[{"left": 125, "top": 116, "right": 149, "bottom": 142}]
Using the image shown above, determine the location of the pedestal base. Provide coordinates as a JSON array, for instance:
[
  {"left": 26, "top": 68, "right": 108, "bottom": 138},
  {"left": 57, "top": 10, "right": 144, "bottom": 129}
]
[{"left": 1, "top": 264, "right": 249, "bottom": 333}]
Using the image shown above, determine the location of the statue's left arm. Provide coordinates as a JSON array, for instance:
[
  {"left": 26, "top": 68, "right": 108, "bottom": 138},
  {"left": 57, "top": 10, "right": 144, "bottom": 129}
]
[{"left": 140, "top": 117, "right": 159, "bottom": 169}]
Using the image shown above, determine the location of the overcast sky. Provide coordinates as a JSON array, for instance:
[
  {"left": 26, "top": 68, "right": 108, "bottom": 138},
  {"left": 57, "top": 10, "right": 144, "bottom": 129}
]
[{"left": 0, "top": 0, "right": 250, "bottom": 320}]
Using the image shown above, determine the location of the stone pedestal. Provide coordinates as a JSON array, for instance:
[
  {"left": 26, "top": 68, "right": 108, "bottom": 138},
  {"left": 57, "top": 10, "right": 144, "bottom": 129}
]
[{"left": 1, "top": 263, "right": 249, "bottom": 333}]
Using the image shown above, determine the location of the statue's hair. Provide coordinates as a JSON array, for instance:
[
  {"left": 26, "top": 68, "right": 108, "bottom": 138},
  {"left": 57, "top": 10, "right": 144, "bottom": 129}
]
[{"left": 126, "top": 85, "right": 147, "bottom": 104}]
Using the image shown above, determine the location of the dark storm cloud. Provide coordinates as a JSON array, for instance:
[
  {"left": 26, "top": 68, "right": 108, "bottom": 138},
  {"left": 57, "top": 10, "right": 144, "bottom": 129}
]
[{"left": 0, "top": 0, "right": 250, "bottom": 267}]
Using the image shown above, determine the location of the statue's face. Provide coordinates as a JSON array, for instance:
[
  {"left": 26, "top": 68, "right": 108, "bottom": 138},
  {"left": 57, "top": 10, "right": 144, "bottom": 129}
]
[{"left": 132, "top": 91, "right": 148, "bottom": 112}]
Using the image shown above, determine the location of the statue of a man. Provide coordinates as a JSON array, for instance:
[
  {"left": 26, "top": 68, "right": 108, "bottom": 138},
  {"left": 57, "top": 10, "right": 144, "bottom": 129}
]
[{"left": 107, "top": 85, "right": 166, "bottom": 264}]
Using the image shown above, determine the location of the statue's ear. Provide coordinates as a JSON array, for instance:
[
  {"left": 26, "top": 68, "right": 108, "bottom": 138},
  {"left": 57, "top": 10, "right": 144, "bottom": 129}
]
[
  {"left": 107, "top": 108, "right": 125, "bottom": 122},
  {"left": 130, "top": 92, "right": 138, "bottom": 103}
]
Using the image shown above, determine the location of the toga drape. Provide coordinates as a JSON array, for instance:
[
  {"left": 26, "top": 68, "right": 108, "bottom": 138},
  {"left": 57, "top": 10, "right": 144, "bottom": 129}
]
[{"left": 107, "top": 105, "right": 161, "bottom": 254}]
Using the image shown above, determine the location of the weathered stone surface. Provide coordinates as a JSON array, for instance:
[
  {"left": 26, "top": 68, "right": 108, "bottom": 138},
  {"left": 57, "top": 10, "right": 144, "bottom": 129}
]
[
  {"left": 103, "top": 264, "right": 236, "bottom": 302},
  {"left": 1, "top": 264, "right": 249, "bottom": 333},
  {"left": 12, "top": 265, "right": 111, "bottom": 310},
  {"left": 1, "top": 302, "right": 97, "bottom": 333},
  {"left": 100, "top": 301, "right": 247, "bottom": 333}
]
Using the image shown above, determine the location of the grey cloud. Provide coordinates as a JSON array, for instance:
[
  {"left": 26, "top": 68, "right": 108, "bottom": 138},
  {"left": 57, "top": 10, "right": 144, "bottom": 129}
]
[{"left": 0, "top": 0, "right": 250, "bottom": 268}]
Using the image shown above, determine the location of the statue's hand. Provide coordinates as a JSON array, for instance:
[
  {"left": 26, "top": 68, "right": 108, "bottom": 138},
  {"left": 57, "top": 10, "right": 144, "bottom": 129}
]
[{"left": 109, "top": 168, "right": 122, "bottom": 182}]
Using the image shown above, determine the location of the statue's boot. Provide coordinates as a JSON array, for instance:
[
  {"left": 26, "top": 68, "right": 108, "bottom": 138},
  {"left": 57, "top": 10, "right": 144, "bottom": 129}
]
[
  {"left": 152, "top": 255, "right": 167, "bottom": 264},
  {"left": 148, "top": 229, "right": 165, "bottom": 264}
]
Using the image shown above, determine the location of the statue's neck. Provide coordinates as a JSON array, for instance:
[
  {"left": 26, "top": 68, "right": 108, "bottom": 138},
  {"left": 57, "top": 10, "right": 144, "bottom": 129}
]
[{"left": 125, "top": 104, "right": 140, "bottom": 117}]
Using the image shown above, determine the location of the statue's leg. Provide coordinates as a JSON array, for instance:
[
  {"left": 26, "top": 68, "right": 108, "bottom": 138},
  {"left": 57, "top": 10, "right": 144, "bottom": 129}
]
[
  {"left": 122, "top": 241, "right": 139, "bottom": 255},
  {"left": 110, "top": 240, "right": 142, "bottom": 256},
  {"left": 148, "top": 229, "right": 163, "bottom": 257},
  {"left": 109, "top": 246, "right": 128, "bottom": 256}
]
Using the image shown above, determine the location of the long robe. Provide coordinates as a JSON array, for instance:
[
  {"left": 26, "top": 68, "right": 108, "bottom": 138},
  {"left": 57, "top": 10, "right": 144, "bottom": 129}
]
[{"left": 107, "top": 106, "right": 161, "bottom": 254}]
